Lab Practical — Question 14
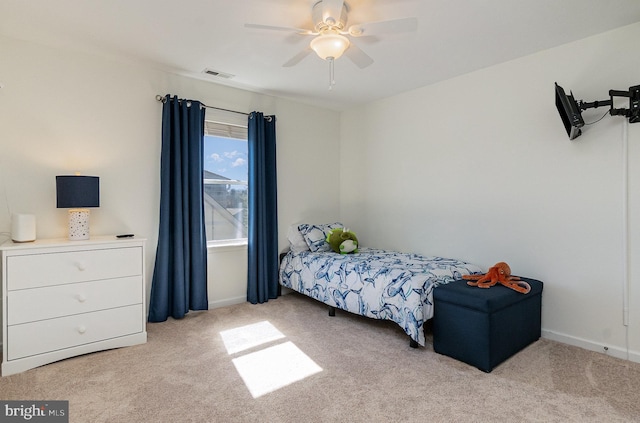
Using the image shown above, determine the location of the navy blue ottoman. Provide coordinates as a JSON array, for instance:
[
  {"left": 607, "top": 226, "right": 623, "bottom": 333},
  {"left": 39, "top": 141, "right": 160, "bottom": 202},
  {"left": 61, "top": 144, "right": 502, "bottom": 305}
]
[{"left": 432, "top": 277, "right": 543, "bottom": 372}]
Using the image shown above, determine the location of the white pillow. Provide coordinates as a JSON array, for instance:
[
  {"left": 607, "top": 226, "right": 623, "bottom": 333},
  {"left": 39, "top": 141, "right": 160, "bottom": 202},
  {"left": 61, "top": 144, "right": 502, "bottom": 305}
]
[
  {"left": 297, "top": 222, "right": 344, "bottom": 252},
  {"left": 287, "top": 224, "right": 310, "bottom": 253}
]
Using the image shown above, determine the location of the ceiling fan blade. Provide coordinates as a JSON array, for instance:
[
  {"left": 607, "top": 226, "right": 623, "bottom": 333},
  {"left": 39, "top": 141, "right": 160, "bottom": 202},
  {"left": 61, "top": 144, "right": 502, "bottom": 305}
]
[
  {"left": 344, "top": 43, "right": 374, "bottom": 69},
  {"left": 321, "top": 0, "right": 345, "bottom": 26},
  {"left": 348, "top": 17, "right": 418, "bottom": 37},
  {"left": 244, "top": 23, "right": 314, "bottom": 35},
  {"left": 283, "top": 48, "right": 313, "bottom": 67}
]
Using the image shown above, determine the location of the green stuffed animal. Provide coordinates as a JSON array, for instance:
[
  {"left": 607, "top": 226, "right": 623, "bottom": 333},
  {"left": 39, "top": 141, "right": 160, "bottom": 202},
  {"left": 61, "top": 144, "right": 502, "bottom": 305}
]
[{"left": 326, "top": 228, "right": 359, "bottom": 254}]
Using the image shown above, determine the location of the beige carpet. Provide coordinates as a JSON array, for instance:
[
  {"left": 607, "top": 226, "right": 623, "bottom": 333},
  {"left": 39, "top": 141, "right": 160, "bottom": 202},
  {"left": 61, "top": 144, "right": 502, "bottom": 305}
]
[{"left": 2, "top": 292, "right": 640, "bottom": 422}]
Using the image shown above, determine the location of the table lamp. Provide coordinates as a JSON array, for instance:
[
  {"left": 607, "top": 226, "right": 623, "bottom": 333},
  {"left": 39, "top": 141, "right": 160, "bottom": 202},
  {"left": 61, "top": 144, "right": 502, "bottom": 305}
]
[{"left": 56, "top": 175, "right": 100, "bottom": 240}]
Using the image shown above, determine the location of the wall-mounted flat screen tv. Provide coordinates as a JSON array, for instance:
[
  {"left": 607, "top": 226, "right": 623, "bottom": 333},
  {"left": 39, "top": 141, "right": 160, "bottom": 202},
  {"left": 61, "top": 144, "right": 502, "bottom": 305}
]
[{"left": 555, "top": 82, "right": 584, "bottom": 140}]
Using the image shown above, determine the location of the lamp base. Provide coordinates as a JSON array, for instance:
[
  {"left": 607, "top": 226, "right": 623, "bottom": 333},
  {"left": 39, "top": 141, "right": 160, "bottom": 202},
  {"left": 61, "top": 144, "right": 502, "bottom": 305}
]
[{"left": 68, "top": 209, "right": 91, "bottom": 241}]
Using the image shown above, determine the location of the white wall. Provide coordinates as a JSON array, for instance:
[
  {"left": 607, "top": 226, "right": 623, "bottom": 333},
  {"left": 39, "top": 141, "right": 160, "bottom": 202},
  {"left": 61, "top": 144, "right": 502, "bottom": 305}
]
[
  {"left": 340, "top": 23, "right": 640, "bottom": 362},
  {"left": 0, "top": 35, "right": 341, "bottom": 311}
]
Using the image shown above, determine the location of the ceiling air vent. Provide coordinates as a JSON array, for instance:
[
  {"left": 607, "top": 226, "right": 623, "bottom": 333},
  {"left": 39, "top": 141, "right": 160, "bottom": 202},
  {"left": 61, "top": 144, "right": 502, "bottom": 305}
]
[{"left": 202, "top": 68, "right": 234, "bottom": 79}]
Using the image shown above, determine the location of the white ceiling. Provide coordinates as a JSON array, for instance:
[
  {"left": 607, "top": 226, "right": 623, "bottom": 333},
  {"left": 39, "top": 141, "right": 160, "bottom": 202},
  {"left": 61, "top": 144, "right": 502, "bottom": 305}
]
[{"left": 2, "top": 0, "right": 640, "bottom": 111}]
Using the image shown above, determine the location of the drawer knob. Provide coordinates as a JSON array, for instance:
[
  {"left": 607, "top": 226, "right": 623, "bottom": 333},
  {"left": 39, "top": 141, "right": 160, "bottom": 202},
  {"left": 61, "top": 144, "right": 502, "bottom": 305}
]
[
  {"left": 75, "top": 262, "right": 86, "bottom": 271},
  {"left": 76, "top": 294, "right": 87, "bottom": 303},
  {"left": 77, "top": 326, "right": 87, "bottom": 334}
]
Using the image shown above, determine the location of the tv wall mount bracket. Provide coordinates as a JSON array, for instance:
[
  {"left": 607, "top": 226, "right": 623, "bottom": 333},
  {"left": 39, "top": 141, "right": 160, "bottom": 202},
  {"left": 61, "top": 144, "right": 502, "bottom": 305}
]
[{"left": 579, "top": 86, "right": 640, "bottom": 123}]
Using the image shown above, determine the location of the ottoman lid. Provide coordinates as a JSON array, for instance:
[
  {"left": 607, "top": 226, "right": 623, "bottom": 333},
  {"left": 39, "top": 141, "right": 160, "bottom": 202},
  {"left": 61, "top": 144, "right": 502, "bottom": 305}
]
[{"left": 434, "top": 277, "right": 543, "bottom": 313}]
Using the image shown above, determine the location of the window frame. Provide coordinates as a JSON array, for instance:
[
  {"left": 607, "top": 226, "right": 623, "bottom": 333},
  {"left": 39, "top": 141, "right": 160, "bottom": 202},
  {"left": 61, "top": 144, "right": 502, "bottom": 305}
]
[{"left": 203, "top": 108, "right": 249, "bottom": 248}]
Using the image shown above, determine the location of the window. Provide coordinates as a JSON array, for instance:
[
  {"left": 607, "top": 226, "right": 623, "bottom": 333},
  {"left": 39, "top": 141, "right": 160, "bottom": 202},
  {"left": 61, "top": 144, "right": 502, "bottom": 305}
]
[{"left": 203, "top": 109, "right": 248, "bottom": 246}]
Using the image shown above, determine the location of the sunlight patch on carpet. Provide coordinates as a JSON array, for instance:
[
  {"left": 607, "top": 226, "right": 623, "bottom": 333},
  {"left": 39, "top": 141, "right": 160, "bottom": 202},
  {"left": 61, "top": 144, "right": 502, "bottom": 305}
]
[
  {"left": 232, "top": 341, "right": 323, "bottom": 398},
  {"left": 220, "top": 321, "right": 286, "bottom": 354}
]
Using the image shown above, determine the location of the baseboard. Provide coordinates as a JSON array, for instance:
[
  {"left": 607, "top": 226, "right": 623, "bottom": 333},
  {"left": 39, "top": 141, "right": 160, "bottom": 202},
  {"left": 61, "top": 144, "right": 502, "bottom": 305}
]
[
  {"left": 209, "top": 296, "right": 246, "bottom": 309},
  {"left": 542, "top": 329, "right": 640, "bottom": 363},
  {"left": 208, "top": 290, "right": 293, "bottom": 309}
]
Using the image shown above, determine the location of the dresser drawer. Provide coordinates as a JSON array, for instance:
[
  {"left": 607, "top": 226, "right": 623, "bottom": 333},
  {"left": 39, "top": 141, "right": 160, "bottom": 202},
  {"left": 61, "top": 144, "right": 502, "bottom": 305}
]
[
  {"left": 7, "top": 304, "right": 144, "bottom": 360},
  {"left": 7, "top": 276, "right": 143, "bottom": 325},
  {"left": 7, "top": 247, "right": 142, "bottom": 290}
]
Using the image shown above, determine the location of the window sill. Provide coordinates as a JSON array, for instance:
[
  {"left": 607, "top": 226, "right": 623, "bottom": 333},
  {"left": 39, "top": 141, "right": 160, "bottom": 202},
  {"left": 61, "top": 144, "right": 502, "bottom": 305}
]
[{"left": 207, "top": 241, "right": 248, "bottom": 253}]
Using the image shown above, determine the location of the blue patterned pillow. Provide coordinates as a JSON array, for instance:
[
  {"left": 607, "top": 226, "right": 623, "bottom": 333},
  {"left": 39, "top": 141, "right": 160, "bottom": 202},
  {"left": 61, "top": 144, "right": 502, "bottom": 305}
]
[{"left": 298, "top": 222, "right": 344, "bottom": 252}]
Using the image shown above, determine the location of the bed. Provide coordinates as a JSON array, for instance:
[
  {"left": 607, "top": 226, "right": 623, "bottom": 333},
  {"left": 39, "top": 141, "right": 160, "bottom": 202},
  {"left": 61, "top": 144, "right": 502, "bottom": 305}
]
[{"left": 279, "top": 223, "right": 483, "bottom": 347}]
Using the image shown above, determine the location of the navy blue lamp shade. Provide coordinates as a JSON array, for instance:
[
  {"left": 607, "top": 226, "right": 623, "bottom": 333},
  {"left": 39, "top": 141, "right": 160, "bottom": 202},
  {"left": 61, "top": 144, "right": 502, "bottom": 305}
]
[
  {"left": 56, "top": 176, "right": 100, "bottom": 208},
  {"left": 56, "top": 175, "right": 99, "bottom": 240}
]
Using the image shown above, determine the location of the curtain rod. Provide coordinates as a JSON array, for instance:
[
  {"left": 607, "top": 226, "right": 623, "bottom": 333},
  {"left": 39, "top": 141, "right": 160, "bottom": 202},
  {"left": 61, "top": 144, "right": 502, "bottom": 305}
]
[{"left": 155, "top": 95, "right": 249, "bottom": 116}]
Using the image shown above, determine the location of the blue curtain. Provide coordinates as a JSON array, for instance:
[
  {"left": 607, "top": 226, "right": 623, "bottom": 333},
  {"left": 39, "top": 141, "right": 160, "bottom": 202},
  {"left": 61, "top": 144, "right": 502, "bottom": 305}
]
[
  {"left": 247, "top": 112, "right": 279, "bottom": 304},
  {"left": 148, "top": 95, "right": 208, "bottom": 322}
]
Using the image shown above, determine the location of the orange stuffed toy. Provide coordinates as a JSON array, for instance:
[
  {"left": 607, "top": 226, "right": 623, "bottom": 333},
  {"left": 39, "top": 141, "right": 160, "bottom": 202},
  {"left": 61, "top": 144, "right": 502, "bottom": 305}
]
[{"left": 462, "top": 262, "right": 531, "bottom": 294}]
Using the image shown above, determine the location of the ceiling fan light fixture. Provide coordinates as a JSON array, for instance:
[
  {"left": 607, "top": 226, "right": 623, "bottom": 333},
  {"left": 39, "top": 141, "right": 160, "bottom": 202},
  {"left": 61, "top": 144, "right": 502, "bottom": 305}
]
[{"left": 310, "top": 32, "right": 350, "bottom": 60}]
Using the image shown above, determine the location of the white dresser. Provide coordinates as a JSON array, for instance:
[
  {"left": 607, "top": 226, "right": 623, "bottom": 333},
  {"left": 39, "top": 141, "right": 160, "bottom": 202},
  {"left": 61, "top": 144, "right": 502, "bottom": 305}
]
[{"left": 1, "top": 236, "right": 147, "bottom": 376}]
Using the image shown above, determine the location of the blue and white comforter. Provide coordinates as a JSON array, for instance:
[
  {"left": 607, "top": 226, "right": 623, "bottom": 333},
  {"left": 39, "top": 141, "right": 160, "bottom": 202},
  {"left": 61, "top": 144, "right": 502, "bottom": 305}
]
[{"left": 279, "top": 248, "right": 482, "bottom": 346}]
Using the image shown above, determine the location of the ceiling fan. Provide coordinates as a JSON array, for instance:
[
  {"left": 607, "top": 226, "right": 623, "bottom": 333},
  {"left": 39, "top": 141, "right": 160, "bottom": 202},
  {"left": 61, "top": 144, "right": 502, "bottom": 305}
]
[{"left": 245, "top": 0, "right": 418, "bottom": 88}]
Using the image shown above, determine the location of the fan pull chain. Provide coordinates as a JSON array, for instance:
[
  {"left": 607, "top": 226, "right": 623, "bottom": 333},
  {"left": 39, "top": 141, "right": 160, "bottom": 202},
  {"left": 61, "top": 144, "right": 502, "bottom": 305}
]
[{"left": 328, "top": 57, "right": 336, "bottom": 90}]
